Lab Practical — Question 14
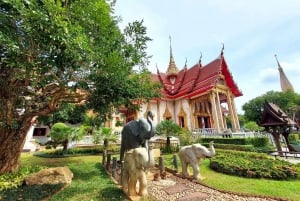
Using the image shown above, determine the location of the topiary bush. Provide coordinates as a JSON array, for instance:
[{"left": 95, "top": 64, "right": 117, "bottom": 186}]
[{"left": 210, "top": 150, "right": 300, "bottom": 180}]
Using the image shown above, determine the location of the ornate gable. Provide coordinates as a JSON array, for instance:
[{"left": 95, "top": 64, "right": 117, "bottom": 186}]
[{"left": 153, "top": 45, "right": 242, "bottom": 100}]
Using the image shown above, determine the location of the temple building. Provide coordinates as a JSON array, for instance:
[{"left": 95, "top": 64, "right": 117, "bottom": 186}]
[{"left": 121, "top": 42, "right": 243, "bottom": 133}]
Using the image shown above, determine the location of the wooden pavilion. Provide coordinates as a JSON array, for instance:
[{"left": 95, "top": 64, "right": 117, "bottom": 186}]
[{"left": 258, "top": 101, "right": 296, "bottom": 152}]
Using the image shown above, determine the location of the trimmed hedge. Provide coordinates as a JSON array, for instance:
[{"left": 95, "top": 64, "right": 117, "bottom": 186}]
[
  {"left": 210, "top": 150, "right": 300, "bottom": 180},
  {"left": 35, "top": 144, "right": 121, "bottom": 158},
  {"left": 200, "top": 138, "right": 249, "bottom": 145},
  {"left": 198, "top": 137, "right": 274, "bottom": 153},
  {"left": 201, "top": 143, "right": 255, "bottom": 152}
]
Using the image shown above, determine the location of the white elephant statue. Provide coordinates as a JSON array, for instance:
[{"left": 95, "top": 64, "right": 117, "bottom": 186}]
[
  {"left": 178, "top": 141, "right": 215, "bottom": 180},
  {"left": 122, "top": 147, "right": 155, "bottom": 196}
]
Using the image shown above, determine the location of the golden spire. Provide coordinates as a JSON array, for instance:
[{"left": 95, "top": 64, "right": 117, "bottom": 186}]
[
  {"left": 220, "top": 43, "right": 224, "bottom": 56},
  {"left": 275, "top": 54, "right": 294, "bottom": 92},
  {"left": 166, "top": 36, "right": 179, "bottom": 76},
  {"left": 198, "top": 52, "right": 202, "bottom": 66}
]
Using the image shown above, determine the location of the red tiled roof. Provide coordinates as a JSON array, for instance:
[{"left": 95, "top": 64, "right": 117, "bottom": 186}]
[{"left": 153, "top": 54, "right": 243, "bottom": 100}]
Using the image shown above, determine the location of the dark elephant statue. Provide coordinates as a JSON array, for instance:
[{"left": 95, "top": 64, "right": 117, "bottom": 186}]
[{"left": 120, "top": 111, "right": 155, "bottom": 162}]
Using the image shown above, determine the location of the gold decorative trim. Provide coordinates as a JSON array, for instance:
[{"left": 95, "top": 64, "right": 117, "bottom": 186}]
[{"left": 163, "top": 103, "right": 172, "bottom": 119}]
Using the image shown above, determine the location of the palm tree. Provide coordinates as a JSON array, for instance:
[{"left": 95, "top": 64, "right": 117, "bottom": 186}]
[{"left": 155, "top": 120, "right": 182, "bottom": 152}]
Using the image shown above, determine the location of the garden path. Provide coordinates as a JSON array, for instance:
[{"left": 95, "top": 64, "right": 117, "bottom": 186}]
[{"left": 109, "top": 167, "right": 286, "bottom": 201}]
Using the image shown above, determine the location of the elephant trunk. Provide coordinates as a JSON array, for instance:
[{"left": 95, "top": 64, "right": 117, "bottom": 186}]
[
  {"left": 144, "top": 140, "right": 151, "bottom": 164},
  {"left": 146, "top": 111, "right": 155, "bottom": 138},
  {"left": 146, "top": 143, "right": 155, "bottom": 168}
]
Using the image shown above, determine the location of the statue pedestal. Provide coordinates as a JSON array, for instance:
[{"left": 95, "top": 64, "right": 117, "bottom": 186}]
[{"left": 123, "top": 171, "right": 155, "bottom": 201}]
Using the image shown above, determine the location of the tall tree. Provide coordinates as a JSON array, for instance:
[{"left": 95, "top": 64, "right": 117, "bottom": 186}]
[
  {"left": 0, "top": 0, "right": 160, "bottom": 174},
  {"left": 242, "top": 90, "right": 300, "bottom": 122}
]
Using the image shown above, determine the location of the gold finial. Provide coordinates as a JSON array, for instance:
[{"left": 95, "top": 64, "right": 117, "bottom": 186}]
[
  {"left": 166, "top": 35, "right": 179, "bottom": 76},
  {"left": 221, "top": 43, "right": 224, "bottom": 56},
  {"left": 169, "top": 35, "right": 173, "bottom": 58},
  {"left": 274, "top": 54, "right": 281, "bottom": 69},
  {"left": 199, "top": 52, "right": 202, "bottom": 64}
]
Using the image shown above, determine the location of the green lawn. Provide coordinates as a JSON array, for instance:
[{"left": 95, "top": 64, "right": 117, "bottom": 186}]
[
  {"left": 162, "top": 154, "right": 300, "bottom": 201},
  {"left": 18, "top": 153, "right": 129, "bottom": 201},
  {"left": 4, "top": 152, "right": 299, "bottom": 201}
]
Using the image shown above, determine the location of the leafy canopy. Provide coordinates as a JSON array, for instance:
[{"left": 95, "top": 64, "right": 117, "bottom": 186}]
[
  {"left": 0, "top": 0, "right": 161, "bottom": 173},
  {"left": 242, "top": 90, "right": 300, "bottom": 122},
  {"left": 155, "top": 119, "right": 182, "bottom": 137},
  {"left": 0, "top": 0, "right": 161, "bottom": 129}
]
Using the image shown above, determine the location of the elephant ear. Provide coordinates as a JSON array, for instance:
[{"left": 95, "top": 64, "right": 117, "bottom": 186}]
[{"left": 128, "top": 120, "right": 140, "bottom": 136}]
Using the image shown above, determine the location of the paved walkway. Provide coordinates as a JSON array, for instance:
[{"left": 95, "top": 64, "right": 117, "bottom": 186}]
[
  {"left": 110, "top": 167, "right": 288, "bottom": 201},
  {"left": 146, "top": 168, "right": 284, "bottom": 201}
]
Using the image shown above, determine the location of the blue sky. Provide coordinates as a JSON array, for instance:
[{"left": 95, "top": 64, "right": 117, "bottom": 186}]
[{"left": 114, "top": 0, "right": 300, "bottom": 114}]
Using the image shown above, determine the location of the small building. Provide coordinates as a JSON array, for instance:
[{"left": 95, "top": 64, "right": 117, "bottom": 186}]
[
  {"left": 121, "top": 42, "right": 243, "bottom": 133},
  {"left": 258, "top": 100, "right": 296, "bottom": 152}
]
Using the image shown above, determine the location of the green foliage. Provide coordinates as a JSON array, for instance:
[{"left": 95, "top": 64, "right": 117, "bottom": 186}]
[
  {"left": 34, "top": 144, "right": 121, "bottom": 158},
  {"left": 0, "top": 0, "right": 161, "bottom": 173},
  {"left": 210, "top": 150, "right": 299, "bottom": 180},
  {"left": 78, "top": 125, "right": 92, "bottom": 136},
  {"left": 199, "top": 137, "right": 273, "bottom": 153},
  {"left": 199, "top": 137, "right": 249, "bottom": 145},
  {"left": 243, "top": 121, "right": 264, "bottom": 131},
  {"left": 237, "top": 114, "right": 246, "bottom": 127},
  {"left": 48, "top": 123, "right": 84, "bottom": 151},
  {"left": 249, "top": 137, "right": 269, "bottom": 147},
  {"left": 289, "top": 133, "right": 300, "bottom": 144},
  {"left": 92, "top": 127, "right": 119, "bottom": 145},
  {"left": 179, "top": 128, "right": 195, "bottom": 145},
  {"left": 161, "top": 144, "right": 180, "bottom": 154},
  {"left": 83, "top": 113, "right": 98, "bottom": 127},
  {"left": 1, "top": 184, "right": 64, "bottom": 201},
  {"left": 207, "top": 143, "right": 256, "bottom": 152},
  {"left": 155, "top": 119, "right": 182, "bottom": 137},
  {"left": 39, "top": 103, "right": 88, "bottom": 126},
  {"left": 48, "top": 123, "right": 73, "bottom": 143},
  {"left": 0, "top": 166, "right": 44, "bottom": 192},
  {"left": 242, "top": 90, "right": 300, "bottom": 122},
  {"left": 3, "top": 155, "right": 128, "bottom": 201}
]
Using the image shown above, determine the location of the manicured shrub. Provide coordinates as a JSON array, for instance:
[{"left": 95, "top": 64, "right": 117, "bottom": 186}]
[
  {"left": 289, "top": 133, "right": 300, "bottom": 144},
  {"left": 249, "top": 137, "right": 269, "bottom": 147},
  {"left": 199, "top": 138, "right": 248, "bottom": 145},
  {"left": 199, "top": 137, "right": 273, "bottom": 153},
  {"left": 210, "top": 150, "right": 299, "bottom": 180},
  {"left": 202, "top": 143, "right": 255, "bottom": 152},
  {"left": 0, "top": 166, "right": 44, "bottom": 191},
  {"left": 34, "top": 144, "right": 121, "bottom": 158}
]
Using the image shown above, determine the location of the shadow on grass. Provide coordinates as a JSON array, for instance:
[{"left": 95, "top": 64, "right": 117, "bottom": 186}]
[
  {"left": 97, "top": 187, "right": 128, "bottom": 201},
  {"left": 0, "top": 183, "right": 64, "bottom": 201}
]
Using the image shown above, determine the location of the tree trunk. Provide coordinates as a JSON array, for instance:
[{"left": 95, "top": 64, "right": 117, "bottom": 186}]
[
  {"left": 166, "top": 136, "right": 171, "bottom": 152},
  {"left": 0, "top": 127, "right": 28, "bottom": 174},
  {"left": 62, "top": 139, "right": 69, "bottom": 154}
]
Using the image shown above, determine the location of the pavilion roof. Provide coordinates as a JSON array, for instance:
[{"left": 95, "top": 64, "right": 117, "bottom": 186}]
[{"left": 259, "top": 101, "right": 295, "bottom": 126}]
